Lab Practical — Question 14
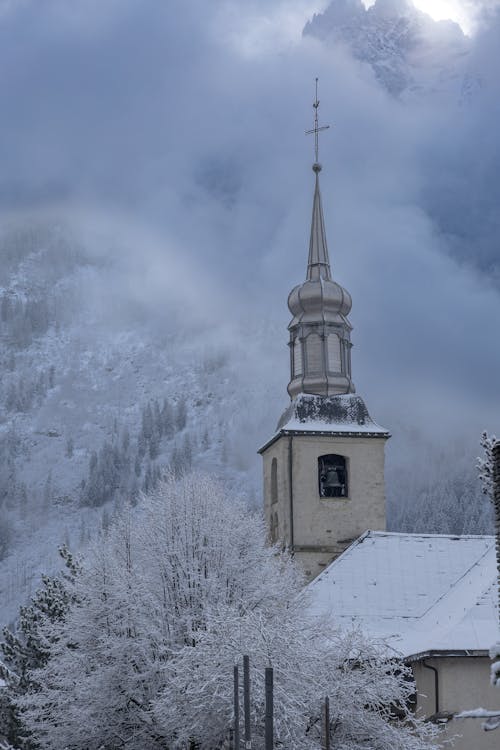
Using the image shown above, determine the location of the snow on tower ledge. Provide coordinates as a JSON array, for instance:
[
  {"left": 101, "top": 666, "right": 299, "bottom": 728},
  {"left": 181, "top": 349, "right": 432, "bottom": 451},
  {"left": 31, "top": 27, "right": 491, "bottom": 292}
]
[{"left": 259, "top": 394, "right": 389, "bottom": 453}]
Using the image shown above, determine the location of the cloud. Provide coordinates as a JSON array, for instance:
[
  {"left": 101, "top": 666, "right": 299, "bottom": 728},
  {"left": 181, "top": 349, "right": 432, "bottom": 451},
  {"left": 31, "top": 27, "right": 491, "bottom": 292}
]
[{"left": 0, "top": 0, "right": 499, "bottom": 458}]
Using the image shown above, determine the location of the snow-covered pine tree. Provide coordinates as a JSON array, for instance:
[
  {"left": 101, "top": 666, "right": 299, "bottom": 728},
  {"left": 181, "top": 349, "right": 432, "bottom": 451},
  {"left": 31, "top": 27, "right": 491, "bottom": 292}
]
[
  {"left": 478, "top": 431, "right": 497, "bottom": 502},
  {"left": 0, "top": 547, "right": 79, "bottom": 749},
  {"left": 20, "top": 474, "right": 439, "bottom": 750}
]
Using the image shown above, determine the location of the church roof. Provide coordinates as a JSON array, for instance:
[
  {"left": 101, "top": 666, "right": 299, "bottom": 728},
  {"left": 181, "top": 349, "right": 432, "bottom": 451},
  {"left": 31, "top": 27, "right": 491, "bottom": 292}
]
[{"left": 306, "top": 530, "right": 498, "bottom": 660}]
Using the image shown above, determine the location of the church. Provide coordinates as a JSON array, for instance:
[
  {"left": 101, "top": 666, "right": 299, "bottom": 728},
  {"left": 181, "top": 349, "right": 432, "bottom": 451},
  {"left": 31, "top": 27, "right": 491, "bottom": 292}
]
[{"left": 259, "top": 88, "right": 499, "bottom": 749}]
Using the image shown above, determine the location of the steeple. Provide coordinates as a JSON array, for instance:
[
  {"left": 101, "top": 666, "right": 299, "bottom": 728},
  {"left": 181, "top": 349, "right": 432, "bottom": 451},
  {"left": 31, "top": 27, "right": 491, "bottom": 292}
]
[
  {"left": 287, "top": 81, "right": 355, "bottom": 399},
  {"left": 259, "top": 81, "right": 389, "bottom": 583}
]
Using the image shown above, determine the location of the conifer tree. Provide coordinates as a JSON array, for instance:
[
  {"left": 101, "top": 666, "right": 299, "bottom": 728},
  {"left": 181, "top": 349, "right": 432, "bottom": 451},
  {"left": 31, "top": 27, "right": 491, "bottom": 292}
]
[
  {"left": 0, "top": 547, "right": 79, "bottom": 749},
  {"left": 478, "top": 431, "right": 497, "bottom": 501}
]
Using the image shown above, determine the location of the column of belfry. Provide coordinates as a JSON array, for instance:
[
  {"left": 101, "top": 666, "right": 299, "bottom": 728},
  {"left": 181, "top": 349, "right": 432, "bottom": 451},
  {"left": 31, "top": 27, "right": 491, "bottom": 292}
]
[{"left": 259, "top": 82, "right": 389, "bottom": 581}]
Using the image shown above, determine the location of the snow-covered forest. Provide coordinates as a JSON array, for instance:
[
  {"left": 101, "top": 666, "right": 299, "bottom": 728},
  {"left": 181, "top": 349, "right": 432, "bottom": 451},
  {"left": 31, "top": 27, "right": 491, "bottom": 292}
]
[{"left": 0, "top": 224, "right": 494, "bottom": 629}]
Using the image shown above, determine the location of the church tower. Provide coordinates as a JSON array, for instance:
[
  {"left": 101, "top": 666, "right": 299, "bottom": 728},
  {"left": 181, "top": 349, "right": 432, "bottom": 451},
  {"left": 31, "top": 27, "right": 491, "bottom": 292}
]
[{"left": 259, "top": 83, "right": 389, "bottom": 581}]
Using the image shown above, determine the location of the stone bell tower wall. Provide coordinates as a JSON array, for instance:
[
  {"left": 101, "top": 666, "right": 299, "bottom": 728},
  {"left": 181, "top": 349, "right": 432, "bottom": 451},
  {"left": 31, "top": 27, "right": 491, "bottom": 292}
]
[{"left": 262, "top": 432, "right": 387, "bottom": 580}]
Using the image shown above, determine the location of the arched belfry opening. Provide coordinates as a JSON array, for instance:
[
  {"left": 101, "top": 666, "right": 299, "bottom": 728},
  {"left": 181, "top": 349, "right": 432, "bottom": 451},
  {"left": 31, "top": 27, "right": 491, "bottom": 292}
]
[
  {"left": 319, "top": 454, "right": 348, "bottom": 498},
  {"left": 259, "top": 80, "right": 389, "bottom": 580}
]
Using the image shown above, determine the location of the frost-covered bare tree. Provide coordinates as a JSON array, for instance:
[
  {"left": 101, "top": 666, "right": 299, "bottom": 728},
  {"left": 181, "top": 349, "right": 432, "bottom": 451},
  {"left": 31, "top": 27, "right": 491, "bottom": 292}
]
[{"left": 20, "top": 474, "right": 439, "bottom": 750}]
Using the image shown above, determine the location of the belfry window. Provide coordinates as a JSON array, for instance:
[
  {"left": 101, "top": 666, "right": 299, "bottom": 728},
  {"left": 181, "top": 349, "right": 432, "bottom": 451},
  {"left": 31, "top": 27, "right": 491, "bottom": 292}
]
[
  {"left": 307, "top": 333, "right": 323, "bottom": 372},
  {"left": 318, "top": 455, "right": 348, "bottom": 498},
  {"left": 293, "top": 340, "right": 303, "bottom": 377},
  {"left": 327, "top": 333, "right": 341, "bottom": 372}
]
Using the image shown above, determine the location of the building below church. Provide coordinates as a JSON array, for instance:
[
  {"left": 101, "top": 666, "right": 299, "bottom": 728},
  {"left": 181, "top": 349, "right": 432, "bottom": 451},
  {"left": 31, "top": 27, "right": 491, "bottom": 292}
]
[{"left": 307, "top": 531, "right": 499, "bottom": 750}]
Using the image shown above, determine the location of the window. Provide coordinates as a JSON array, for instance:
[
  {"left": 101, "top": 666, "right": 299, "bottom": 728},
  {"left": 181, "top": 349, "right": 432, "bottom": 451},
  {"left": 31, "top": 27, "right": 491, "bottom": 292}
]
[
  {"left": 307, "top": 333, "right": 323, "bottom": 372},
  {"left": 327, "top": 333, "right": 341, "bottom": 372},
  {"left": 271, "top": 458, "right": 278, "bottom": 505},
  {"left": 318, "top": 455, "right": 348, "bottom": 498},
  {"left": 293, "top": 339, "right": 303, "bottom": 376}
]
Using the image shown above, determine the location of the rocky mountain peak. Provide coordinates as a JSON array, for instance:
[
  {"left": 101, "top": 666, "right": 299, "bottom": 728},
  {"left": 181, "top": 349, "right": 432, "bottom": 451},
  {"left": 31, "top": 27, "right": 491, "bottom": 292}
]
[{"left": 304, "top": 0, "right": 471, "bottom": 99}]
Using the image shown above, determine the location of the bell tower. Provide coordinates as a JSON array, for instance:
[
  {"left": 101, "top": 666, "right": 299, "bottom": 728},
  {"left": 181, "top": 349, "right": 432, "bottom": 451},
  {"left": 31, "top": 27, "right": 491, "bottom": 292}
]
[{"left": 259, "top": 82, "right": 389, "bottom": 580}]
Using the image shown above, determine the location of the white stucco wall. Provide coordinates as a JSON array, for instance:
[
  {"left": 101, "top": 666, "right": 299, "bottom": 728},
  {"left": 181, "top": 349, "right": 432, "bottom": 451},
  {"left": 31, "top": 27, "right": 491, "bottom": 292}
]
[
  {"left": 262, "top": 433, "right": 387, "bottom": 579},
  {"left": 414, "top": 656, "right": 499, "bottom": 750}
]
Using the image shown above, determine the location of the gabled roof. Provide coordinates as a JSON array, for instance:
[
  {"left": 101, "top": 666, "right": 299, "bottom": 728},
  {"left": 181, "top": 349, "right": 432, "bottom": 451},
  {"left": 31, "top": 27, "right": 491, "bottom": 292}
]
[{"left": 306, "top": 531, "right": 498, "bottom": 660}]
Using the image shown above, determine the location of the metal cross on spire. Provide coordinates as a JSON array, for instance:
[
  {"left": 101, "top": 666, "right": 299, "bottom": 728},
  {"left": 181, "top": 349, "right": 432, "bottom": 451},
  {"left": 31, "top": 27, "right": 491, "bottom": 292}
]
[{"left": 306, "top": 78, "right": 330, "bottom": 171}]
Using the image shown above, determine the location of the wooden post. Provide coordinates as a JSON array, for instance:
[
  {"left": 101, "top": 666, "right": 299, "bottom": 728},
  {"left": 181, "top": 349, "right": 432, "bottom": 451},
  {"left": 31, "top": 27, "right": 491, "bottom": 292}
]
[
  {"left": 233, "top": 665, "right": 240, "bottom": 749},
  {"left": 321, "top": 696, "right": 330, "bottom": 750},
  {"left": 243, "top": 655, "right": 251, "bottom": 749},
  {"left": 265, "top": 667, "right": 274, "bottom": 749}
]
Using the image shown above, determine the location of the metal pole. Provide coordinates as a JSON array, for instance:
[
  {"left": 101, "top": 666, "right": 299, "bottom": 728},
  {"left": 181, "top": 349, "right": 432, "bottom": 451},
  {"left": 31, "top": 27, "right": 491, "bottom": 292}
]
[
  {"left": 233, "top": 665, "right": 240, "bottom": 750},
  {"left": 243, "top": 655, "right": 251, "bottom": 749},
  {"left": 265, "top": 667, "right": 274, "bottom": 750},
  {"left": 321, "top": 696, "right": 330, "bottom": 750}
]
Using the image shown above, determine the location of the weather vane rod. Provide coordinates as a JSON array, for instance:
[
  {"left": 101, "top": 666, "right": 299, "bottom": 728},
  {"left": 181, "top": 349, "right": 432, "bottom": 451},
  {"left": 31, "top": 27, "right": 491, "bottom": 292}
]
[{"left": 305, "top": 77, "right": 330, "bottom": 167}]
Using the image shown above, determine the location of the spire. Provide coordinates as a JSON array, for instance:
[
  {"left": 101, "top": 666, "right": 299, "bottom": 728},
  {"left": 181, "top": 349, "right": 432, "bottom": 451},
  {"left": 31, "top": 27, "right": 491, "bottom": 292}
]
[
  {"left": 305, "top": 79, "right": 332, "bottom": 281},
  {"left": 307, "top": 168, "right": 331, "bottom": 281}
]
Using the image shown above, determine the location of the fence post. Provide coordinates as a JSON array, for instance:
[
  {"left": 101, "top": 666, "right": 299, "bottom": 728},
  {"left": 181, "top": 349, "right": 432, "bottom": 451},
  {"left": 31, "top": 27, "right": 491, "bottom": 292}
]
[
  {"left": 265, "top": 667, "right": 274, "bottom": 749},
  {"left": 233, "top": 665, "right": 240, "bottom": 749},
  {"left": 243, "top": 655, "right": 252, "bottom": 749},
  {"left": 321, "top": 696, "right": 330, "bottom": 750}
]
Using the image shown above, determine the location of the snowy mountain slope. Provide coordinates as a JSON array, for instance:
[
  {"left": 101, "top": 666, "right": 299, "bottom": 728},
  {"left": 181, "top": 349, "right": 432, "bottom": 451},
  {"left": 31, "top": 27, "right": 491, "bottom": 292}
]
[
  {"left": 304, "top": 0, "right": 474, "bottom": 100},
  {"left": 0, "top": 224, "right": 282, "bottom": 627}
]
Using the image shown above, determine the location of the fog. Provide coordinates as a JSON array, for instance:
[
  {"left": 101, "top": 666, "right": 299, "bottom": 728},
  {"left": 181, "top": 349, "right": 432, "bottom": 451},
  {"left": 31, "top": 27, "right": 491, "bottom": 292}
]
[{"left": 0, "top": 0, "right": 499, "bottom": 483}]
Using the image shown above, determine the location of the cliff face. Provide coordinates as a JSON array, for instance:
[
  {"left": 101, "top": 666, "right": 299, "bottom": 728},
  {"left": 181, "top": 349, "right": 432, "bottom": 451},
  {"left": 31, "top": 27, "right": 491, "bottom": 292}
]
[{"left": 304, "top": 0, "right": 473, "bottom": 100}]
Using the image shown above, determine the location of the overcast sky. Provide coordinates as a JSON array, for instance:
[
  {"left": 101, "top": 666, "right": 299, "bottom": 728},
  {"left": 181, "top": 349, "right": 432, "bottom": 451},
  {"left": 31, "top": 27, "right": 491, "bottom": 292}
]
[{"left": 0, "top": 0, "right": 499, "bottom": 451}]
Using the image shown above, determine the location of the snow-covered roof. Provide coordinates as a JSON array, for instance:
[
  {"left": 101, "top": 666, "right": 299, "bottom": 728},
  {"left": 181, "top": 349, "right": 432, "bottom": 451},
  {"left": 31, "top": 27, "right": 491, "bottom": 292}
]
[
  {"left": 259, "top": 394, "right": 389, "bottom": 453},
  {"left": 307, "top": 531, "right": 499, "bottom": 660}
]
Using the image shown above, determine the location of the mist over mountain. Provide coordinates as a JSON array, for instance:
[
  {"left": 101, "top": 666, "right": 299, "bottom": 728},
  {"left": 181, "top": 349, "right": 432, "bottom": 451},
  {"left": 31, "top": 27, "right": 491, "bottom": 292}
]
[
  {"left": 0, "top": 220, "right": 287, "bottom": 626},
  {"left": 1, "top": 0, "right": 500, "bottom": 627},
  {"left": 304, "top": 0, "right": 471, "bottom": 99}
]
